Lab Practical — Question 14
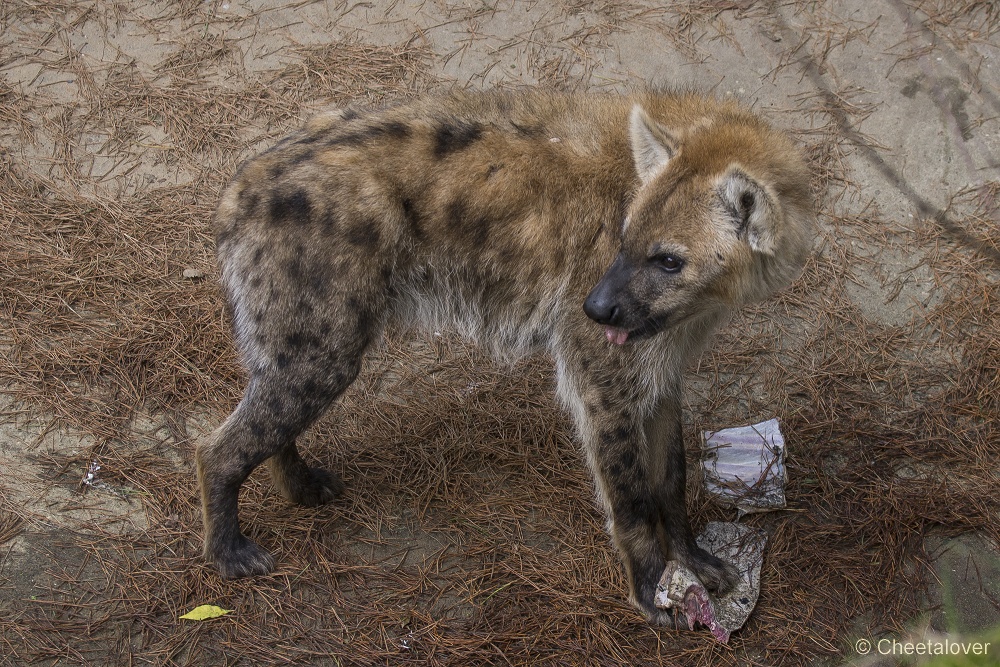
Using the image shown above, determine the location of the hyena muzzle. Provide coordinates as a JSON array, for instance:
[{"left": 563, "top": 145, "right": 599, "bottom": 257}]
[{"left": 197, "top": 89, "right": 814, "bottom": 624}]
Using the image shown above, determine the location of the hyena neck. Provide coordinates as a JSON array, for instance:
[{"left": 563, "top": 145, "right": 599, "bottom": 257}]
[{"left": 643, "top": 306, "right": 733, "bottom": 388}]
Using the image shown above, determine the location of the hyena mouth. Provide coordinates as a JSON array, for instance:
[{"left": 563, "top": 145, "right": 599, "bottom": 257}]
[{"left": 605, "top": 313, "right": 672, "bottom": 345}]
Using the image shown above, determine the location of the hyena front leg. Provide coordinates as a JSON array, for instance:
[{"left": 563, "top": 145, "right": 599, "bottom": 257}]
[
  {"left": 562, "top": 362, "right": 737, "bottom": 622},
  {"left": 644, "top": 394, "right": 739, "bottom": 593},
  {"left": 577, "top": 392, "right": 671, "bottom": 623}
]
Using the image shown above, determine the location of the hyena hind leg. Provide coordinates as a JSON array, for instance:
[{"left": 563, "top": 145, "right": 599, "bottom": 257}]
[
  {"left": 197, "top": 364, "right": 359, "bottom": 579},
  {"left": 268, "top": 441, "right": 345, "bottom": 507}
]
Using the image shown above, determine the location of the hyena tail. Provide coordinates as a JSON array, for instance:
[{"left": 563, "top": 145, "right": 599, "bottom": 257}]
[{"left": 196, "top": 358, "right": 361, "bottom": 579}]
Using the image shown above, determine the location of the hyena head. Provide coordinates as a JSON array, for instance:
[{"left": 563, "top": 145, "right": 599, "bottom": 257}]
[{"left": 584, "top": 103, "right": 815, "bottom": 345}]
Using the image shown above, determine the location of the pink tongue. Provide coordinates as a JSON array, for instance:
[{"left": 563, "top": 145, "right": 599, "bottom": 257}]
[{"left": 605, "top": 327, "right": 629, "bottom": 345}]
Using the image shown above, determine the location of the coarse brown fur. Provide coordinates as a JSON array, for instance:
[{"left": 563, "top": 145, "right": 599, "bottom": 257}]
[{"left": 197, "top": 88, "right": 815, "bottom": 624}]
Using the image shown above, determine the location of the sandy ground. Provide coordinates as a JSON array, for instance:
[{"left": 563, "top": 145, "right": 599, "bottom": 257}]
[{"left": 2, "top": 1, "right": 999, "bottom": 665}]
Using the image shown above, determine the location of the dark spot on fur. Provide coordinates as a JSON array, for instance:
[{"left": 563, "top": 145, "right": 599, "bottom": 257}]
[
  {"left": 296, "top": 384, "right": 320, "bottom": 418},
  {"left": 342, "top": 108, "right": 361, "bottom": 122},
  {"left": 239, "top": 190, "right": 260, "bottom": 216},
  {"left": 252, "top": 247, "right": 264, "bottom": 263},
  {"left": 269, "top": 163, "right": 286, "bottom": 179},
  {"left": 284, "top": 257, "right": 302, "bottom": 280},
  {"left": 472, "top": 216, "right": 491, "bottom": 245},
  {"left": 551, "top": 247, "right": 566, "bottom": 269},
  {"left": 599, "top": 426, "right": 629, "bottom": 447},
  {"left": 347, "top": 220, "right": 381, "bottom": 248},
  {"left": 216, "top": 226, "right": 235, "bottom": 247},
  {"left": 308, "top": 273, "right": 328, "bottom": 296},
  {"left": 485, "top": 164, "right": 502, "bottom": 179},
  {"left": 327, "top": 121, "right": 411, "bottom": 148},
  {"left": 285, "top": 332, "right": 319, "bottom": 350},
  {"left": 510, "top": 121, "right": 543, "bottom": 137},
  {"left": 434, "top": 121, "right": 482, "bottom": 157},
  {"left": 321, "top": 207, "right": 341, "bottom": 233},
  {"left": 296, "top": 298, "right": 315, "bottom": 316},
  {"left": 313, "top": 378, "right": 341, "bottom": 405},
  {"left": 275, "top": 423, "right": 297, "bottom": 442},
  {"left": 617, "top": 449, "right": 636, "bottom": 471},
  {"left": 617, "top": 493, "right": 655, "bottom": 528},
  {"left": 356, "top": 309, "right": 375, "bottom": 335},
  {"left": 347, "top": 296, "right": 377, "bottom": 335},
  {"left": 248, "top": 420, "right": 266, "bottom": 440},
  {"left": 298, "top": 398, "right": 319, "bottom": 421},
  {"left": 446, "top": 199, "right": 492, "bottom": 244},
  {"left": 270, "top": 189, "right": 313, "bottom": 226},
  {"left": 401, "top": 198, "right": 425, "bottom": 240},
  {"left": 382, "top": 121, "right": 410, "bottom": 138},
  {"left": 266, "top": 395, "right": 286, "bottom": 416},
  {"left": 275, "top": 352, "right": 291, "bottom": 368},
  {"left": 498, "top": 248, "right": 516, "bottom": 266},
  {"left": 446, "top": 199, "right": 467, "bottom": 232},
  {"left": 291, "top": 149, "right": 315, "bottom": 165}
]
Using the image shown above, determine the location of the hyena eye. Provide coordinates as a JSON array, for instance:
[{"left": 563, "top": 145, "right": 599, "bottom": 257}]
[{"left": 652, "top": 254, "right": 685, "bottom": 273}]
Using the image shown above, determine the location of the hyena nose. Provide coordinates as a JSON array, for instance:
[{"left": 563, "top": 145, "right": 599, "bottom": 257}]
[
  {"left": 583, "top": 293, "right": 621, "bottom": 325},
  {"left": 585, "top": 253, "right": 631, "bottom": 325}
]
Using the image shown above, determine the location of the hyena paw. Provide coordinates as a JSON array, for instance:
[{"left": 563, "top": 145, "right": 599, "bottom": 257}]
[
  {"left": 631, "top": 596, "right": 676, "bottom": 626},
  {"left": 211, "top": 535, "right": 277, "bottom": 579},
  {"left": 283, "top": 467, "right": 345, "bottom": 507},
  {"left": 686, "top": 547, "right": 739, "bottom": 595},
  {"left": 628, "top": 561, "right": 675, "bottom": 626}
]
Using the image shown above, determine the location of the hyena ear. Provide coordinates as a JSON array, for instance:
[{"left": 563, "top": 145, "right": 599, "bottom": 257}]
[
  {"left": 629, "top": 105, "right": 680, "bottom": 184},
  {"left": 719, "top": 169, "right": 778, "bottom": 255}
]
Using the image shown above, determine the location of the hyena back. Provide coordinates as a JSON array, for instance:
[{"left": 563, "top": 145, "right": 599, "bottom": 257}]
[{"left": 198, "top": 89, "right": 814, "bottom": 623}]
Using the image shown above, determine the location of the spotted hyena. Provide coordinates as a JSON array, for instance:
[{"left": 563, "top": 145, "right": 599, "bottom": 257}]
[{"left": 198, "top": 89, "right": 814, "bottom": 623}]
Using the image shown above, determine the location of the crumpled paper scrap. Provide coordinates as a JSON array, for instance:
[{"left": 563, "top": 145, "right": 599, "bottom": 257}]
[
  {"left": 654, "top": 522, "right": 767, "bottom": 643},
  {"left": 702, "top": 418, "right": 787, "bottom": 515}
]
